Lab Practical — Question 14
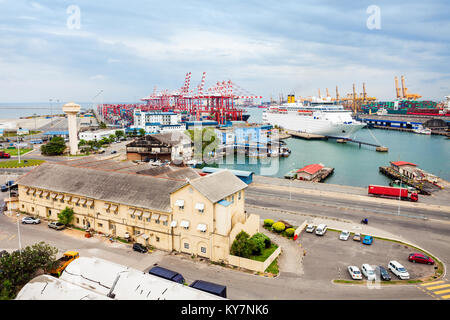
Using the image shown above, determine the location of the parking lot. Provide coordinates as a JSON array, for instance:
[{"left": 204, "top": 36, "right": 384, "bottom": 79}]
[{"left": 299, "top": 228, "right": 437, "bottom": 282}]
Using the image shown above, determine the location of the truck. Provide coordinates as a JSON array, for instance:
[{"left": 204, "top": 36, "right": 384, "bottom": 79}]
[
  {"left": 368, "top": 185, "right": 418, "bottom": 202},
  {"left": 0, "top": 151, "right": 10, "bottom": 159},
  {"left": 189, "top": 280, "right": 227, "bottom": 298},
  {"left": 50, "top": 251, "right": 79, "bottom": 277},
  {"left": 148, "top": 266, "right": 185, "bottom": 284}
]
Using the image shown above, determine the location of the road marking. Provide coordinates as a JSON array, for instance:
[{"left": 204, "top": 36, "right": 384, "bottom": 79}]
[
  {"left": 434, "top": 289, "right": 450, "bottom": 295},
  {"left": 420, "top": 281, "right": 444, "bottom": 286},
  {"left": 426, "top": 284, "right": 450, "bottom": 291},
  {"left": 7, "top": 234, "right": 16, "bottom": 241}
]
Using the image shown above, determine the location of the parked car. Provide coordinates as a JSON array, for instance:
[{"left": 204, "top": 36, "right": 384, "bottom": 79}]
[
  {"left": 361, "top": 264, "right": 376, "bottom": 281},
  {"left": 48, "top": 221, "right": 66, "bottom": 230},
  {"left": 408, "top": 253, "right": 434, "bottom": 265},
  {"left": 315, "top": 224, "right": 327, "bottom": 236},
  {"left": 0, "top": 185, "right": 7, "bottom": 192},
  {"left": 339, "top": 230, "right": 350, "bottom": 241},
  {"left": 375, "top": 266, "right": 391, "bottom": 281},
  {"left": 305, "top": 225, "right": 315, "bottom": 233},
  {"left": 353, "top": 232, "right": 361, "bottom": 242},
  {"left": 388, "top": 261, "right": 410, "bottom": 280},
  {"left": 148, "top": 266, "right": 185, "bottom": 284},
  {"left": 111, "top": 150, "right": 117, "bottom": 154},
  {"left": 347, "top": 266, "right": 362, "bottom": 280},
  {"left": 132, "top": 243, "right": 148, "bottom": 253},
  {"left": 22, "top": 217, "right": 41, "bottom": 224},
  {"left": 362, "top": 235, "right": 373, "bottom": 245},
  {"left": 189, "top": 280, "right": 227, "bottom": 298}
]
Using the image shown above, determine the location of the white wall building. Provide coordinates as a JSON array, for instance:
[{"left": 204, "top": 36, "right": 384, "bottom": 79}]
[
  {"left": 79, "top": 129, "right": 124, "bottom": 142},
  {"left": 132, "top": 110, "right": 184, "bottom": 134}
]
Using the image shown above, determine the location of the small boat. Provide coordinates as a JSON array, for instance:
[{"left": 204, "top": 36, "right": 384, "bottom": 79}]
[{"left": 412, "top": 126, "right": 431, "bottom": 135}]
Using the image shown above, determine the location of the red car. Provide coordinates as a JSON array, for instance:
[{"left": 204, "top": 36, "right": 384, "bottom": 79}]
[
  {"left": 408, "top": 253, "right": 434, "bottom": 265},
  {"left": 0, "top": 151, "right": 11, "bottom": 159}
]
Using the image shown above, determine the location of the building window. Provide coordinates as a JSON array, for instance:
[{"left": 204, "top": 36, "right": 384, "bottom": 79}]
[
  {"left": 238, "top": 191, "right": 241, "bottom": 200},
  {"left": 201, "top": 247, "right": 206, "bottom": 254},
  {"left": 98, "top": 223, "right": 103, "bottom": 228},
  {"left": 76, "top": 218, "right": 80, "bottom": 224},
  {"left": 156, "top": 237, "right": 160, "bottom": 242},
  {"left": 131, "top": 214, "right": 135, "bottom": 219},
  {"left": 134, "top": 230, "right": 140, "bottom": 236},
  {"left": 21, "top": 204, "right": 24, "bottom": 209},
  {"left": 60, "top": 199, "right": 64, "bottom": 203},
  {"left": 184, "top": 243, "right": 189, "bottom": 249},
  {"left": 231, "top": 195, "right": 234, "bottom": 203},
  {"left": 155, "top": 219, "right": 160, "bottom": 224},
  {"left": 138, "top": 215, "right": 142, "bottom": 221},
  {"left": 146, "top": 218, "right": 151, "bottom": 223},
  {"left": 163, "top": 221, "right": 168, "bottom": 226},
  {"left": 31, "top": 207, "right": 34, "bottom": 212}
]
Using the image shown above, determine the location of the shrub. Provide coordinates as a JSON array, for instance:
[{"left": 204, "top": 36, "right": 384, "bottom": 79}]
[
  {"left": 230, "top": 231, "right": 253, "bottom": 258},
  {"left": 285, "top": 228, "right": 295, "bottom": 237},
  {"left": 249, "top": 233, "right": 270, "bottom": 255},
  {"left": 272, "top": 222, "right": 285, "bottom": 233},
  {"left": 263, "top": 219, "right": 274, "bottom": 227},
  {"left": 58, "top": 207, "right": 74, "bottom": 226}
]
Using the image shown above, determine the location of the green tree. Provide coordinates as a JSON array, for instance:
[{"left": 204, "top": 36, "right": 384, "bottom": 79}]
[
  {"left": 230, "top": 231, "right": 254, "bottom": 258},
  {"left": 99, "top": 122, "right": 107, "bottom": 129},
  {"left": 109, "top": 134, "right": 116, "bottom": 142},
  {"left": 115, "top": 130, "right": 124, "bottom": 140},
  {"left": 58, "top": 207, "right": 74, "bottom": 225},
  {"left": 0, "top": 242, "right": 58, "bottom": 300},
  {"left": 138, "top": 128, "right": 145, "bottom": 136},
  {"left": 40, "top": 136, "right": 66, "bottom": 156},
  {"left": 78, "top": 139, "right": 87, "bottom": 147},
  {"left": 99, "top": 137, "right": 110, "bottom": 145},
  {"left": 250, "top": 233, "right": 271, "bottom": 254}
]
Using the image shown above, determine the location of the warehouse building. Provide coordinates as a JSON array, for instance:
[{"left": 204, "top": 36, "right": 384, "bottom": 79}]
[{"left": 15, "top": 162, "right": 259, "bottom": 263}]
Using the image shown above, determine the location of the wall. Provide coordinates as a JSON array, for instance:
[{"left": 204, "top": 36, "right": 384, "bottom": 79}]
[{"left": 228, "top": 246, "right": 281, "bottom": 273}]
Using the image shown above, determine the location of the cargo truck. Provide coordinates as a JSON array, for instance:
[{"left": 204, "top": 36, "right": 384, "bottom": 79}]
[{"left": 368, "top": 185, "right": 418, "bottom": 202}]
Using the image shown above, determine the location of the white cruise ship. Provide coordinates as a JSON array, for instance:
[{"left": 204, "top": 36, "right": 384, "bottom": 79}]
[{"left": 262, "top": 97, "right": 366, "bottom": 138}]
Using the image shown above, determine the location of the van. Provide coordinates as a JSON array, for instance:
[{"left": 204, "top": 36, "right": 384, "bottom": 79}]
[
  {"left": 388, "top": 260, "right": 410, "bottom": 280},
  {"left": 189, "top": 280, "right": 227, "bottom": 298},
  {"left": 148, "top": 266, "right": 185, "bottom": 284},
  {"left": 315, "top": 224, "right": 327, "bottom": 236}
]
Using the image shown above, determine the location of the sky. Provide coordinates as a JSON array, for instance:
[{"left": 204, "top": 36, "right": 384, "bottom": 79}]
[{"left": 0, "top": 0, "right": 449, "bottom": 103}]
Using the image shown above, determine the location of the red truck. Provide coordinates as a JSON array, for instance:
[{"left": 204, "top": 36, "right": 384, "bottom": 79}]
[
  {"left": 0, "top": 151, "right": 11, "bottom": 159},
  {"left": 368, "top": 185, "right": 418, "bottom": 202}
]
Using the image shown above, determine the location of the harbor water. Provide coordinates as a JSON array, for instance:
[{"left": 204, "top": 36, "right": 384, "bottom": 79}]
[{"left": 218, "top": 108, "right": 449, "bottom": 187}]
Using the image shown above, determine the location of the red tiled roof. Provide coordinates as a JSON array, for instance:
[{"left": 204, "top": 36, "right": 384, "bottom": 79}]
[
  {"left": 391, "top": 161, "right": 416, "bottom": 167},
  {"left": 297, "top": 164, "right": 324, "bottom": 175}
]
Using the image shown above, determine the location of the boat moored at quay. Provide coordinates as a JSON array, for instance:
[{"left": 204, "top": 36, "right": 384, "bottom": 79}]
[{"left": 262, "top": 97, "right": 366, "bottom": 138}]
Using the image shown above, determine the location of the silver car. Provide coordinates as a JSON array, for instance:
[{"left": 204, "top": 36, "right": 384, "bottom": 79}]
[
  {"left": 22, "top": 217, "right": 41, "bottom": 224},
  {"left": 48, "top": 221, "right": 66, "bottom": 230}
]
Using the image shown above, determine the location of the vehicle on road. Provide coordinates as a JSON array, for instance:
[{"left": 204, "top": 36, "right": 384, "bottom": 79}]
[
  {"left": 132, "top": 243, "right": 148, "bottom": 253},
  {"left": 48, "top": 221, "right": 66, "bottom": 230},
  {"left": 408, "top": 253, "right": 434, "bottom": 265},
  {"left": 361, "top": 264, "right": 376, "bottom": 281},
  {"left": 368, "top": 185, "right": 418, "bottom": 202},
  {"left": 339, "top": 230, "right": 350, "bottom": 240},
  {"left": 22, "top": 217, "right": 41, "bottom": 224},
  {"left": 353, "top": 232, "right": 361, "bottom": 242},
  {"left": 305, "top": 225, "right": 315, "bottom": 233},
  {"left": 362, "top": 235, "right": 373, "bottom": 245},
  {"left": 388, "top": 261, "right": 410, "bottom": 280},
  {"left": 189, "top": 280, "right": 227, "bottom": 298},
  {"left": 0, "top": 151, "right": 11, "bottom": 159},
  {"left": 148, "top": 266, "right": 185, "bottom": 284},
  {"left": 0, "top": 185, "right": 7, "bottom": 192},
  {"left": 50, "top": 251, "right": 79, "bottom": 277},
  {"left": 111, "top": 150, "right": 117, "bottom": 154},
  {"left": 315, "top": 224, "right": 327, "bottom": 236},
  {"left": 375, "top": 266, "right": 391, "bottom": 281},
  {"left": 347, "top": 266, "right": 362, "bottom": 280}
]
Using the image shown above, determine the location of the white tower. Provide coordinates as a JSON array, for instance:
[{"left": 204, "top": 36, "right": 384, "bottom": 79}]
[{"left": 62, "top": 102, "right": 81, "bottom": 155}]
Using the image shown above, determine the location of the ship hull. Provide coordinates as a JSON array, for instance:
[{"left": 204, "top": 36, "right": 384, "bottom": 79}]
[{"left": 263, "top": 111, "right": 366, "bottom": 138}]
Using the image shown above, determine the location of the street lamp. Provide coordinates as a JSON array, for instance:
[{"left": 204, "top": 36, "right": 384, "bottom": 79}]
[{"left": 49, "top": 99, "right": 53, "bottom": 128}]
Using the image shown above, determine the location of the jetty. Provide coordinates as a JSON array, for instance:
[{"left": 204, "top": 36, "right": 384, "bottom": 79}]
[
  {"left": 286, "top": 130, "right": 326, "bottom": 140},
  {"left": 284, "top": 164, "right": 334, "bottom": 183}
]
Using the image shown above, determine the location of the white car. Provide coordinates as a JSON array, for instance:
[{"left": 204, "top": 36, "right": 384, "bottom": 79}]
[
  {"left": 388, "top": 261, "right": 410, "bottom": 280},
  {"left": 315, "top": 224, "right": 327, "bottom": 236},
  {"left": 22, "top": 217, "right": 41, "bottom": 224},
  {"left": 361, "top": 264, "right": 376, "bottom": 281},
  {"left": 347, "top": 266, "right": 362, "bottom": 280},
  {"left": 305, "top": 225, "right": 315, "bottom": 233},
  {"left": 339, "top": 230, "right": 350, "bottom": 240}
]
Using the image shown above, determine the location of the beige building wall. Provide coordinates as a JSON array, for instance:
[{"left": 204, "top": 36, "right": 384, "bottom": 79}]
[{"left": 18, "top": 179, "right": 256, "bottom": 264}]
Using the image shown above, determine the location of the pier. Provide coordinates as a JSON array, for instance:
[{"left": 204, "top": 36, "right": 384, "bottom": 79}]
[
  {"left": 379, "top": 166, "right": 441, "bottom": 195},
  {"left": 285, "top": 130, "right": 326, "bottom": 140}
]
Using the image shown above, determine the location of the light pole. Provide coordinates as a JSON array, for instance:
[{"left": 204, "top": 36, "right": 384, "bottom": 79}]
[{"left": 49, "top": 99, "right": 53, "bottom": 128}]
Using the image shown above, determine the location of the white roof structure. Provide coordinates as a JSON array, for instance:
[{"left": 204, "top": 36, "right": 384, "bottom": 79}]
[{"left": 17, "top": 257, "right": 223, "bottom": 300}]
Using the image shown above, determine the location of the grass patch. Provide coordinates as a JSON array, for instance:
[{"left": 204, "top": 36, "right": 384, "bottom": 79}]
[
  {"left": 0, "top": 159, "right": 44, "bottom": 168},
  {"left": 249, "top": 243, "right": 279, "bottom": 262},
  {"left": 265, "top": 258, "right": 279, "bottom": 275},
  {"left": 1, "top": 148, "right": 33, "bottom": 156}
]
